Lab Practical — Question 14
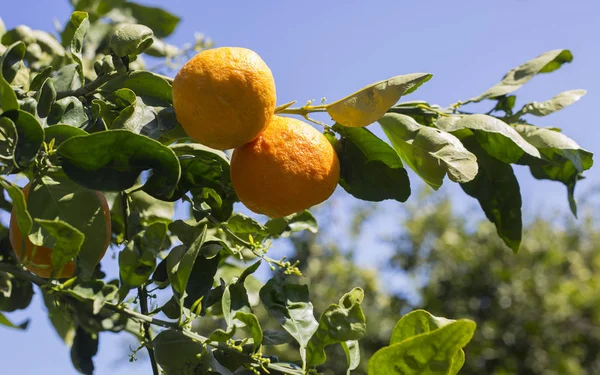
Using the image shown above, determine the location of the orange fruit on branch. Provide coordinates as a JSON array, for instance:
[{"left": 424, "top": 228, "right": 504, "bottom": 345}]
[
  {"left": 231, "top": 116, "right": 340, "bottom": 218},
  {"left": 172, "top": 47, "right": 277, "bottom": 150},
  {"left": 9, "top": 183, "right": 111, "bottom": 279}
]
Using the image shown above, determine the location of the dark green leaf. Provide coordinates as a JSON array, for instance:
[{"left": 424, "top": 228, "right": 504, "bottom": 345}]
[
  {"left": 166, "top": 224, "right": 207, "bottom": 295},
  {"left": 27, "top": 173, "right": 109, "bottom": 278},
  {"left": 514, "top": 124, "right": 593, "bottom": 216},
  {"left": 460, "top": 137, "right": 522, "bottom": 252},
  {"left": 30, "top": 66, "right": 53, "bottom": 91},
  {"left": 63, "top": 280, "right": 118, "bottom": 315},
  {"left": 70, "top": 326, "right": 98, "bottom": 375},
  {"left": 262, "top": 329, "right": 294, "bottom": 346},
  {"left": 0, "top": 312, "right": 29, "bottom": 330},
  {"left": 333, "top": 124, "right": 410, "bottom": 202},
  {"left": 42, "top": 291, "right": 75, "bottom": 345},
  {"left": 0, "top": 178, "right": 32, "bottom": 236},
  {"left": 153, "top": 329, "right": 205, "bottom": 374},
  {"left": 520, "top": 89, "right": 586, "bottom": 117},
  {"left": 306, "top": 288, "right": 366, "bottom": 366},
  {"left": 47, "top": 97, "right": 89, "bottom": 128},
  {"left": 182, "top": 252, "right": 221, "bottom": 311},
  {"left": 234, "top": 311, "right": 263, "bottom": 353},
  {"left": 61, "top": 12, "right": 89, "bottom": 82},
  {"left": 222, "top": 261, "right": 261, "bottom": 329},
  {"left": 57, "top": 129, "right": 181, "bottom": 194},
  {"left": 436, "top": 114, "right": 540, "bottom": 164},
  {"left": 52, "top": 64, "right": 78, "bottom": 92},
  {"left": 0, "top": 42, "right": 26, "bottom": 84},
  {"left": 0, "top": 271, "right": 34, "bottom": 312},
  {"left": 119, "top": 221, "right": 167, "bottom": 289},
  {"left": 260, "top": 279, "right": 319, "bottom": 352},
  {"left": 368, "top": 319, "right": 476, "bottom": 375},
  {"left": 0, "top": 117, "right": 17, "bottom": 169},
  {"left": 265, "top": 210, "right": 318, "bottom": 238},
  {"left": 123, "top": 3, "right": 181, "bottom": 38},
  {"left": 327, "top": 73, "right": 432, "bottom": 127},
  {"left": 109, "top": 24, "right": 154, "bottom": 57},
  {"left": 0, "top": 76, "right": 18, "bottom": 114},
  {"left": 467, "top": 49, "right": 573, "bottom": 102},
  {"left": 3, "top": 109, "right": 44, "bottom": 167},
  {"left": 36, "top": 77, "right": 56, "bottom": 118},
  {"left": 35, "top": 218, "right": 85, "bottom": 278},
  {"left": 100, "top": 70, "right": 173, "bottom": 103},
  {"left": 45, "top": 124, "right": 88, "bottom": 146},
  {"left": 379, "top": 113, "right": 478, "bottom": 189},
  {"left": 492, "top": 95, "right": 516, "bottom": 115}
]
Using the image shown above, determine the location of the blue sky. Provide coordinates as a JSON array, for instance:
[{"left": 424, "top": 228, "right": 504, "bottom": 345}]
[{"left": 2, "top": 0, "right": 600, "bottom": 374}]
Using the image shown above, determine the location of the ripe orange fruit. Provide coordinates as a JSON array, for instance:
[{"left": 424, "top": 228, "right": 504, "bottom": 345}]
[
  {"left": 172, "top": 47, "right": 277, "bottom": 150},
  {"left": 9, "top": 184, "right": 111, "bottom": 279},
  {"left": 231, "top": 116, "right": 340, "bottom": 218}
]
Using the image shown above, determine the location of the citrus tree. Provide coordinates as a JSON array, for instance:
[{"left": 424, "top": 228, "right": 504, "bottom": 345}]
[{"left": 0, "top": 1, "right": 593, "bottom": 374}]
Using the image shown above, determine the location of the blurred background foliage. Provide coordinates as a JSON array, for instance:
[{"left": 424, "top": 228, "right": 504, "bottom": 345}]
[{"left": 231, "top": 191, "right": 600, "bottom": 375}]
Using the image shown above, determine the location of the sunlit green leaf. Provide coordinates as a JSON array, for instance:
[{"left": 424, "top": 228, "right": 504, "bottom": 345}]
[
  {"left": 520, "top": 89, "right": 586, "bottom": 117},
  {"left": 379, "top": 113, "right": 478, "bottom": 189},
  {"left": 328, "top": 73, "right": 432, "bottom": 127},
  {"left": 333, "top": 124, "right": 410, "bottom": 202},
  {"left": 34, "top": 218, "right": 84, "bottom": 278},
  {"left": 265, "top": 210, "right": 318, "bottom": 238},
  {"left": 166, "top": 224, "right": 207, "bottom": 295},
  {"left": 109, "top": 24, "right": 154, "bottom": 57}
]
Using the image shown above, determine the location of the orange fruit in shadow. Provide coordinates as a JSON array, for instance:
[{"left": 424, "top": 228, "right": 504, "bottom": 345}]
[
  {"left": 231, "top": 116, "right": 340, "bottom": 218},
  {"left": 9, "top": 184, "right": 111, "bottom": 278},
  {"left": 172, "top": 47, "right": 277, "bottom": 150}
]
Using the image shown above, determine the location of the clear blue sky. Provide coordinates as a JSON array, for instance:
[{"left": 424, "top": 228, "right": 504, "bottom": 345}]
[{"left": 2, "top": 0, "right": 600, "bottom": 374}]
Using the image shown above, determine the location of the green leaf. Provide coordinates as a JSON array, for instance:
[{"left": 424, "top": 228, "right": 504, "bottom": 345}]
[
  {"left": 42, "top": 291, "right": 75, "bottom": 345},
  {"left": 30, "top": 29, "right": 65, "bottom": 57},
  {"left": 368, "top": 319, "right": 476, "bottom": 375},
  {"left": 0, "top": 271, "right": 34, "bottom": 312},
  {"left": 262, "top": 329, "right": 295, "bottom": 346},
  {"left": 36, "top": 77, "right": 56, "bottom": 118},
  {"left": 152, "top": 143, "right": 234, "bottom": 205},
  {"left": 467, "top": 49, "right": 573, "bottom": 102},
  {"left": 208, "top": 326, "right": 237, "bottom": 342},
  {"left": 119, "top": 221, "right": 167, "bottom": 289},
  {"left": 260, "top": 278, "right": 319, "bottom": 357},
  {"left": 182, "top": 252, "right": 221, "bottom": 310},
  {"left": 145, "top": 37, "right": 179, "bottom": 58},
  {"left": 61, "top": 12, "right": 89, "bottom": 82},
  {"left": 47, "top": 97, "right": 89, "bottom": 128},
  {"left": 460, "top": 137, "right": 522, "bottom": 252},
  {"left": 342, "top": 340, "right": 360, "bottom": 375},
  {"left": 0, "top": 76, "right": 18, "bottom": 114},
  {"left": 70, "top": 326, "right": 98, "bottom": 375},
  {"left": 153, "top": 330, "right": 206, "bottom": 375},
  {"left": 225, "top": 213, "right": 269, "bottom": 242},
  {"left": 30, "top": 66, "right": 53, "bottom": 91},
  {"left": 35, "top": 218, "right": 85, "bottom": 278},
  {"left": 492, "top": 95, "right": 517, "bottom": 115},
  {"left": 123, "top": 3, "right": 181, "bottom": 38},
  {"left": 0, "top": 312, "right": 29, "bottom": 330},
  {"left": 379, "top": 113, "right": 478, "bottom": 189},
  {"left": 0, "top": 42, "right": 26, "bottom": 84},
  {"left": 100, "top": 70, "right": 173, "bottom": 103},
  {"left": 52, "top": 64, "right": 78, "bottom": 92},
  {"left": 514, "top": 124, "right": 593, "bottom": 216},
  {"left": 3, "top": 109, "right": 44, "bottom": 167},
  {"left": 234, "top": 311, "right": 263, "bottom": 353},
  {"left": 44, "top": 124, "right": 88, "bottom": 146},
  {"left": 27, "top": 173, "right": 109, "bottom": 278},
  {"left": 520, "top": 89, "right": 586, "bottom": 117},
  {"left": 166, "top": 224, "right": 207, "bottom": 295},
  {"left": 109, "top": 89, "right": 178, "bottom": 140},
  {"left": 436, "top": 114, "right": 540, "bottom": 164},
  {"left": 333, "top": 124, "right": 411, "bottom": 202},
  {"left": 389, "top": 309, "right": 465, "bottom": 373},
  {"left": 63, "top": 280, "right": 119, "bottom": 315},
  {"left": 327, "top": 73, "right": 432, "bottom": 127},
  {"left": 0, "top": 117, "right": 17, "bottom": 170},
  {"left": 306, "top": 287, "right": 366, "bottom": 366},
  {"left": 109, "top": 24, "right": 154, "bottom": 57},
  {"left": 56, "top": 129, "right": 181, "bottom": 195},
  {"left": 0, "top": 178, "right": 32, "bottom": 237},
  {"left": 265, "top": 210, "right": 318, "bottom": 238},
  {"left": 222, "top": 261, "right": 261, "bottom": 329}
]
